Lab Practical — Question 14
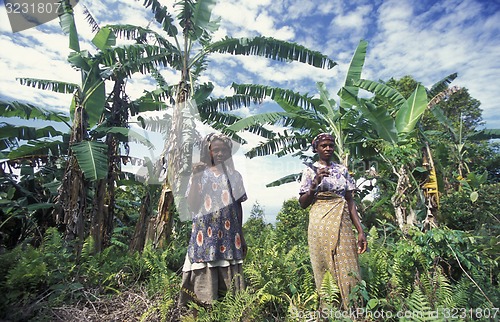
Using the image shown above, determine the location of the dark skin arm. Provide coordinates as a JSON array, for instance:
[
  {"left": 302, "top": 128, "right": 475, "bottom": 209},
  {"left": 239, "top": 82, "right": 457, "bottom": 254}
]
[{"left": 346, "top": 190, "right": 367, "bottom": 254}]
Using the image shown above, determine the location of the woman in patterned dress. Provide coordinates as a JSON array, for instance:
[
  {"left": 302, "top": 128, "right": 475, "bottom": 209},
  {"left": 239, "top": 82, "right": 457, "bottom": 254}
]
[
  {"left": 178, "top": 133, "right": 247, "bottom": 307},
  {"left": 298, "top": 133, "right": 366, "bottom": 309}
]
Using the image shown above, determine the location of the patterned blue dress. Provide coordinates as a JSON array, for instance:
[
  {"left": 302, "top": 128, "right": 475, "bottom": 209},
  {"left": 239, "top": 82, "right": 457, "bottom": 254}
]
[{"left": 187, "top": 166, "right": 247, "bottom": 263}]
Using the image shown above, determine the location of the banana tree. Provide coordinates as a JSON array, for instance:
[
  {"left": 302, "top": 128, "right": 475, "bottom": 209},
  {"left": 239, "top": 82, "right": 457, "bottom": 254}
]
[
  {"left": 106, "top": 0, "right": 338, "bottom": 247},
  {"left": 427, "top": 87, "right": 500, "bottom": 197},
  {"left": 3, "top": 0, "right": 173, "bottom": 253},
  {"left": 339, "top": 78, "right": 433, "bottom": 230},
  {"left": 226, "top": 40, "right": 370, "bottom": 186},
  {"left": 0, "top": 101, "right": 71, "bottom": 248},
  {"left": 338, "top": 72, "right": 487, "bottom": 230}
]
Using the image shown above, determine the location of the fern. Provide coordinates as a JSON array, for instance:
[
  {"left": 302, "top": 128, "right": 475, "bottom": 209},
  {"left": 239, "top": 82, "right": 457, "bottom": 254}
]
[
  {"left": 404, "top": 286, "right": 436, "bottom": 322},
  {"left": 284, "top": 291, "right": 318, "bottom": 319},
  {"left": 187, "top": 288, "right": 262, "bottom": 322},
  {"left": 417, "top": 271, "right": 435, "bottom": 306},
  {"left": 140, "top": 298, "right": 174, "bottom": 322},
  {"left": 299, "top": 264, "right": 317, "bottom": 302},
  {"left": 319, "top": 271, "right": 341, "bottom": 308},
  {"left": 362, "top": 226, "right": 390, "bottom": 299},
  {"left": 442, "top": 277, "right": 469, "bottom": 309},
  {"left": 219, "top": 288, "right": 262, "bottom": 321},
  {"left": 433, "top": 268, "right": 454, "bottom": 307}
]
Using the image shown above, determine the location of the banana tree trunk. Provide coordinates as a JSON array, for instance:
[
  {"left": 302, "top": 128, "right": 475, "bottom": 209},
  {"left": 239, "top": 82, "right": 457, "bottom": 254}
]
[
  {"left": 391, "top": 165, "right": 415, "bottom": 231},
  {"left": 54, "top": 98, "right": 88, "bottom": 255},
  {"left": 152, "top": 80, "right": 190, "bottom": 248},
  {"left": 89, "top": 133, "right": 116, "bottom": 253},
  {"left": 421, "top": 142, "right": 439, "bottom": 230},
  {"left": 129, "top": 189, "right": 152, "bottom": 253},
  {"left": 90, "top": 77, "right": 123, "bottom": 253}
]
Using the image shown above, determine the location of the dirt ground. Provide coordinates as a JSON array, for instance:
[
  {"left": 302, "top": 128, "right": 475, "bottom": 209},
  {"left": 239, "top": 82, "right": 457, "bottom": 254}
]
[{"left": 3, "top": 289, "right": 190, "bottom": 322}]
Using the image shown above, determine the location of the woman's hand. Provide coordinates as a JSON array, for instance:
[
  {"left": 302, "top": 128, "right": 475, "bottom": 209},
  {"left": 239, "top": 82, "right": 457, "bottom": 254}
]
[
  {"left": 357, "top": 232, "right": 367, "bottom": 254},
  {"left": 311, "top": 168, "right": 330, "bottom": 190},
  {"left": 192, "top": 162, "right": 207, "bottom": 173}
]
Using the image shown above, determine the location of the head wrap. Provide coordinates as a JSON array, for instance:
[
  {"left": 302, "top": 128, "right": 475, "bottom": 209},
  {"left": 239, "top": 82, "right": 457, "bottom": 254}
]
[
  {"left": 311, "top": 133, "right": 334, "bottom": 153},
  {"left": 200, "top": 132, "right": 233, "bottom": 165}
]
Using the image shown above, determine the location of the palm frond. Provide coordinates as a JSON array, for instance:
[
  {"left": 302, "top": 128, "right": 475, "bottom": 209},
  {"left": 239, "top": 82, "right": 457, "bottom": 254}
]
[
  {"left": 274, "top": 99, "right": 327, "bottom": 130},
  {"left": 135, "top": 114, "right": 171, "bottom": 132},
  {"left": 58, "top": 0, "right": 80, "bottom": 52},
  {"left": 338, "top": 39, "right": 368, "bottom": 110},
  {"left": 192, "top": 114, "right": 247, "bottom": 145},
  {"left": 208, "top": 36, "right": 336, "bottom": 69},
  {"left": 95, "top": 44, "right": 180, "bottom": 77},
  {"left": 82, "top": 4, "right": 100, "bottom": 33},
  {"left": 198, "top": 110, "right": 275, "bottom": 139},
  {"left": 7, "top": 139, "right": 69, "bottom": 161},
  {"left": 0, "top": 100, "right": 70, "bottom": 124},
  {"left": 130, "top": 93, "right": 170, "bottom": 115},
  {"left": 360, "top": 101, "right": 398, "bottom": 143},
  {"left": 181, "top": 0, "right": 219, "bottom": 42},
  {"left": 198, "top": 95, "right": 252, "bottom": 112},
  {"left": 192, "top": 82, "right": 214, "bottom": 105},
  {"left": 149, "top": 68, "right": 172, "bottom": 91},
  {"left": 198, "top": 110, "right": 238, "bottom": 125},
  {"left": 93, "top": 126, "right": 154, "bottom": 149},
  {"left": 71, "top": 141, "right": 108, "bottom": 181},
  {"left": 275, "top": 134, "right": 311, "bottom": 157},
  {"left": 91, "top": 27, "right": 116, "bottom": 51},
  {"left": 395, "top": 84, "right": 428, "bottom": 134},
  {"left": 228, "top": 112, "right": 288, "bottom": 132},
  {"left": 107, "top": 24, "right": 179, "bottom": 53},
  {"left": 17, "top": 78, "right": 79, "bottom": 94},
  {"left": 265, "top": 173, "right": 301, "bottom": 187},
  {"left": 427, "top": 72, "right": 458, "bottom": 98},
  {"left": 466, "top": 128, "right": 500, "bottom": 141},
  {"left": 245, "top": 131, "right": 309, "bottom": 158},
  {"left": 231, "top": 83, "right": 315, "bottom": 110},
  {"left": 428, "top": 105, "right": 457, "bottom": 141},
  {"left": 427, "top": 86, "right": 461, "bottom": 109},
  {"left": 354, "top": 79, "right": 407, "bottom": 108},
  {"left": 0, "top": 124, "right": 62, "bottom": 143},
  {"left": 142, "top": 0, "right": 178, "bottom": 37},
  {"left": 343, "top": 40, "right": 368, "bottom": 88}
]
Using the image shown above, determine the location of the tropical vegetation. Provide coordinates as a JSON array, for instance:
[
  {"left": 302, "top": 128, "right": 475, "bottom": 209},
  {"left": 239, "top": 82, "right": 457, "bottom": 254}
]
[{"left": 0, "top": 0, "right": 499, "bottom": 321}]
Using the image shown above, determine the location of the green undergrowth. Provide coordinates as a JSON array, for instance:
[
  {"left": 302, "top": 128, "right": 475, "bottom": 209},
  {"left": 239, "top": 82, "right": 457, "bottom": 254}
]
[{"left": 0, "top": 220, "right": 498, "bottom": 321}]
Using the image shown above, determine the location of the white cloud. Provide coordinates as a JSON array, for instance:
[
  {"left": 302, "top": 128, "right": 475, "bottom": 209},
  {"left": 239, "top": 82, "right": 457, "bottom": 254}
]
[
  {"left": 331, "top": 4, "right": 373, "bottom": 32},
  {"left": 368, "top": 0, "right": 500, "bottom": 129},
  {"left": 214, "top": 0, "right": 295, "bottom": 39},
  {"left": 0, "top": 4, "right": 12, "bottom": 33}
]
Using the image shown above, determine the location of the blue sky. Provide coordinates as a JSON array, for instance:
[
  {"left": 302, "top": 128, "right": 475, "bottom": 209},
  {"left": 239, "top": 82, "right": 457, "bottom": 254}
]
[{"left": 1, "top": 0, "right": 499, "bottom": 222}]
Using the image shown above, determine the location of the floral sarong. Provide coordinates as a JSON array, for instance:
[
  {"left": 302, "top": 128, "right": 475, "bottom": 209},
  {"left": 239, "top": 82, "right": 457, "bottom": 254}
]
[{"left": 308, "top": 191, "right": 361, "bottom": 309}]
